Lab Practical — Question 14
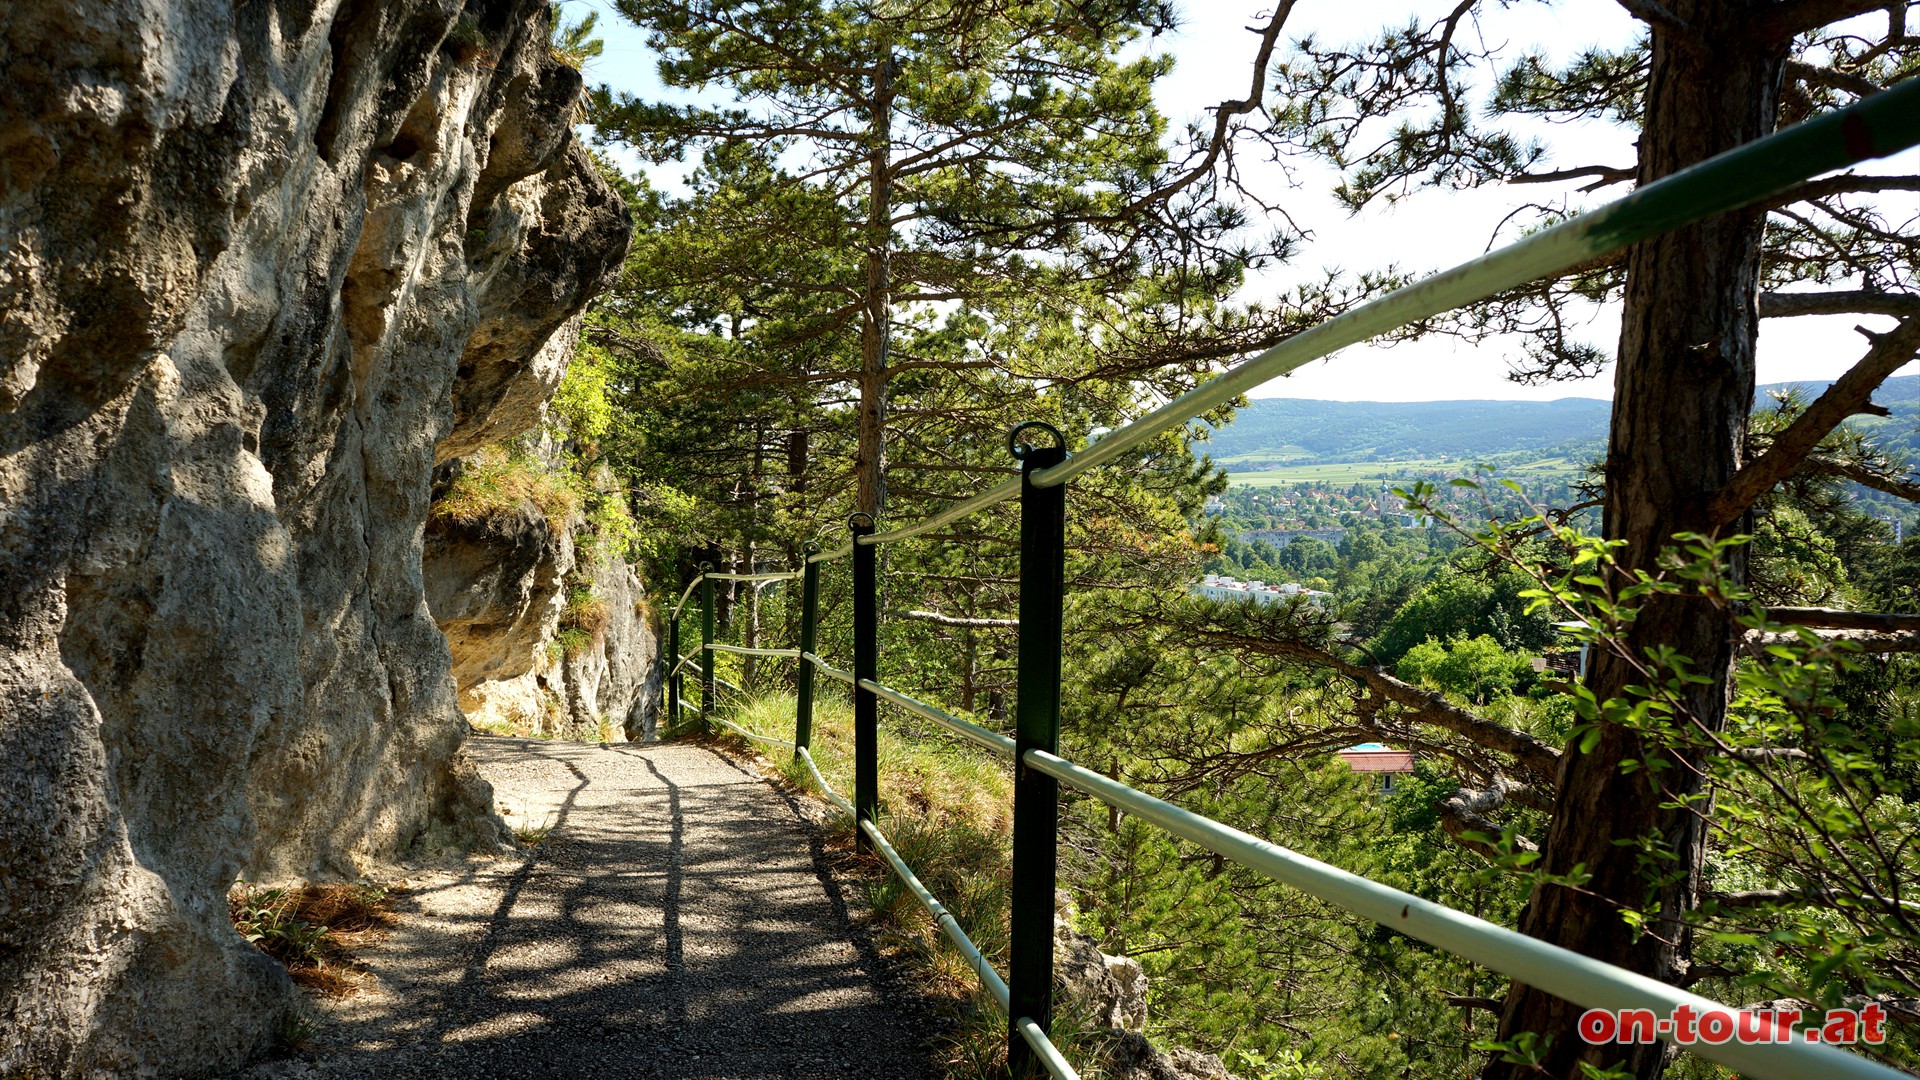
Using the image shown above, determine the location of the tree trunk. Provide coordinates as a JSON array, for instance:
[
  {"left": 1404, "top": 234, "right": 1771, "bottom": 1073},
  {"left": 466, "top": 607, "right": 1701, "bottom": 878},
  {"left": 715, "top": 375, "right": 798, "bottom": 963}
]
[
  {"left": 1488, "top": 4, "right": 1784, "bottom": 1077},
  {"left": 787, "top": 428, "right": 809, "bottom": 496},
  {"left": 744, "top": 421, "right": 765, "bottom": 686},
  {"left": 856, "top": 53, "right": 894, "bottom": 518},
  {"left": 742, "top": 538, "right": 759, "bottom": 688},
  {"left": 961, "top": 625, "right": 977, "bottom": 713},
  {"left": 785, "top": 426, "right": 810, "bottom": 690}
]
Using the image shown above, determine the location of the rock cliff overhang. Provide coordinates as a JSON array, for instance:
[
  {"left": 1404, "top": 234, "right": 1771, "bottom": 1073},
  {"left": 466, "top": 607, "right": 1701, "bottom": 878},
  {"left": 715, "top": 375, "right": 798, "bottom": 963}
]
[{"left": 0, "top": 0, "right": 630, "bottom": 1074}]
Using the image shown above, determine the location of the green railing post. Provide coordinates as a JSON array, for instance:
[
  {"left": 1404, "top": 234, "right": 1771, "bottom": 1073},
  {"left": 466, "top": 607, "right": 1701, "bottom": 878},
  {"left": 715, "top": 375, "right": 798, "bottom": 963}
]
[
  {"left": 850, "top": 514, "right": 878, "bottom": 852},
  {"left": 1006, "top": 422, "right": 1066, "bottom": 1078},
  {"left": 667, "top": 610, "right": 681, "bottom": 732},
  {"left": 795, "top": 543, "right": 822, "bottom": 760},
  {"left": 700, "top": 567, "right": 716, "bottom": 728}
]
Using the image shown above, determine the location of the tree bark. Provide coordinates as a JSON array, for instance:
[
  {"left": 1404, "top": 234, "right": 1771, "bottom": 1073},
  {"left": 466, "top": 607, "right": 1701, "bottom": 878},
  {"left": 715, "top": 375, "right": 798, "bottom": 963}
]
[
  {"left": 787, "top": 428, "right": 809, "bottom": 496},
  {"left": 856, "top": 53, "right": 894, "bottom": 518},
  {"left": 742, "top": 538, "right": 759, "bottom": 688},
  {"left": 1488, "top": 3, "right": 1785, "bottom": 1077}
]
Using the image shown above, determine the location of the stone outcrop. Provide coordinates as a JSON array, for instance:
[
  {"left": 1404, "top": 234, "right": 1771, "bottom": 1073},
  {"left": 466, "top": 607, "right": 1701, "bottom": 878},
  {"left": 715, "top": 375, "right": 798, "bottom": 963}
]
[
  {"left": 423, "top": 475, "right": 661, "bottom": 742},
  {"left": 555, "top": 547, "right": 662, "bottom": 741},
  {"left": 1082, "top": 1034, "right": 1245, "bottom": 1080},
  {"left": 1056, "top": 899, "right": 1152, "bottom": 1032},
  {"left": 426, "top": 496, "right": 570, "bottom": 703},
  {"left": 1054, "top": 895, "right": 1245, "bottom": 1080},
  {"left": 0, "top": 0, "right": 630, "bottom": 1075}
]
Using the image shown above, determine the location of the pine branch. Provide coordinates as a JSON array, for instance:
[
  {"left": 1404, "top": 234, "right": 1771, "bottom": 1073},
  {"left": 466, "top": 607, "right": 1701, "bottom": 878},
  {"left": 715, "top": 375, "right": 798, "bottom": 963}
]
[
  {"left": 1127, "top": 0, "right": 1298, "bottom": 214},
  {"left": 1614, "top": 0, "right": 1693, "bottom": 35},
  {"left": 1803, "top": 453, "right": 1920, "bottom": 501},
  {"left": 1785, "top": 58, "right": 1885, "bottom": 96},
  {"left": 1759, "top": 289, "right": 1920, "bottom": 318},
  {"left": 897, "top": 609, "right": 1019, "bottom": 628},
  {"left": 1762, "top": 174, "right": 1920, "bottom": 211},
  {"left": 1725, "top": 747, "right": 1813, "bottom": 762},
  {"left": 1438, "top": 776, "right": 1541, "bottom": 858},
  {"left": 1507, "top": 164, "right": 1636, "bottom": 189},
  {"left": 1709, "top": 887, "right": 1920, "bottom": 911},
  {"left": 1764, "top": 608, "right": 1920, "bottom": 632},
  {"left": 1433, "top": 0, "right": 1479, "bottom": 144},
  {"left": 1709, "top": 318, "right": 1920, "bottom": 524},
  {"left": 1202, "top": 635, "right": 1561, "bottom": 781},
  {"left": 1749, "top": 0, "right": 1899, "bottom": 43},
  {"left": 1747, "top": 628, "right": 1920, "bottom": 653},
  {"left": 889, "top": 462, "right": 1018, "bottom": 475}
]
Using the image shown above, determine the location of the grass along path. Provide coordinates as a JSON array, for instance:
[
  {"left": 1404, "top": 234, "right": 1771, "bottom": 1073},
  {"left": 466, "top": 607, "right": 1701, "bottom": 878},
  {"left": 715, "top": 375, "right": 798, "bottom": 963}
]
[{"left": 711, "top": 691, "right": 1157, "bottom": 1079}]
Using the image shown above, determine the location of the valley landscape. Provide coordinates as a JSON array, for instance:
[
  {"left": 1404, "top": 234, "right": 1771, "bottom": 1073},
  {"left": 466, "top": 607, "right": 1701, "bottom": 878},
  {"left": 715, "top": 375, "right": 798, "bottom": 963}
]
[{"left": 1205, "top": 376, "right": 1920, "bottom": 504}]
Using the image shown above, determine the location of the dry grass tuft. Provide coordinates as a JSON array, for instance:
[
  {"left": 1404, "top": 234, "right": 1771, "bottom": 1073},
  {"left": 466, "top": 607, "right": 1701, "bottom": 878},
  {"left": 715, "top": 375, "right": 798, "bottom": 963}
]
[
  {"left": 432, "top": 447, "right": 580, "bottom": 534},
  {"left": 514, "top": 822, "right": 558, "bottom": 847},
  {"left": 230, "top": 880, "right": 403, "bottom": 996},
  {"left": 562, "top": 585, "right": 611, "bottom": 637}
]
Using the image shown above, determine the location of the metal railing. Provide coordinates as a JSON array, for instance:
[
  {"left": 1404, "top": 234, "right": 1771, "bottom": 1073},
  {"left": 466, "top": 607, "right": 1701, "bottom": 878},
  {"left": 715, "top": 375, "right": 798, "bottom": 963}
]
[{"left": 657, "top": 80, "right": 1920, "bottom": 1080}]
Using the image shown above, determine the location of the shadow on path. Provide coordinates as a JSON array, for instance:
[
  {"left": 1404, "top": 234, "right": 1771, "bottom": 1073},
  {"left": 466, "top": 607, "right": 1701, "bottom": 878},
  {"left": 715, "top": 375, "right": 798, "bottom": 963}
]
[
  {"left": 235, "top": 740, "right": 938, "bottom": 1080},
  {"left": 639, "top": 754, "right": 688, "bottom": 1029}
]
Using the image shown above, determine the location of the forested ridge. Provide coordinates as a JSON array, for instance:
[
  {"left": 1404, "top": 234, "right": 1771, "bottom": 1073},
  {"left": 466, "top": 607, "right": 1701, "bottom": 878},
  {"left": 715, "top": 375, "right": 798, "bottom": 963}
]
[
  {"left": 1203, "top": 375, "right": 1920, "bottom": 470},
  {"left": 510, "top": 1, "right": 1920, "bottom": 1077}
]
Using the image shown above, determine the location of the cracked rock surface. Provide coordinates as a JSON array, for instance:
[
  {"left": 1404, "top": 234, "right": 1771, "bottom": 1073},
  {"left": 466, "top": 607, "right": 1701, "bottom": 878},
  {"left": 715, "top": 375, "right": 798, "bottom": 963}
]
[
  {"left": 230, "top": 737, "right": 940, "bottom": 1079},
  {"left": 423, "top": 451, "right": 662, "bottom": 743},
  {"left": 0, "top": 1, "right": 629, "bottom": 1074}
]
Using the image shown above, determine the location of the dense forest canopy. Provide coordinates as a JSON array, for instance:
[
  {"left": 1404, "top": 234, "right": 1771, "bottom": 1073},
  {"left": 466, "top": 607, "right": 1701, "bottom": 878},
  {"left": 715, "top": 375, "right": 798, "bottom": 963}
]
[{"left": 539, "top": 1, "right": 1920, "bottom": 1077}]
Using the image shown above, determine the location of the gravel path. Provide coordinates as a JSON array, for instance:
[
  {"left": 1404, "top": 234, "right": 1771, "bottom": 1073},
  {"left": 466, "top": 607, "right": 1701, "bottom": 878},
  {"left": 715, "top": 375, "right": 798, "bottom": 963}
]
[{"left": 238, "top": 736, "right": 939, "bottom": 1079}]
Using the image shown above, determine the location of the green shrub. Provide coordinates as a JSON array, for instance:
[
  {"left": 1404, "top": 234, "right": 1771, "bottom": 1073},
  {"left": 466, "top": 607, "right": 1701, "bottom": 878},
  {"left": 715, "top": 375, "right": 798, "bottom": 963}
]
[
  {"left": 577, "top": 485, "right": 641, "bottom": 566},
  {"left": 231, "top": 884, "right": 331, "bottom": 967},
  {"left": 1395, "top": 633, "right": 1536, "bottom": 703},
  {"left": 445, "top": 16, "right": 489, "bottom": 61},
  {"left": 551, "top": 339, "right": 617, "bottom": 444},
  {"left": 547, "top": 3, "right": 604, "bottom": 71},
  {"left": 551, "top": 626, "right": 596, "bottom": 660}
]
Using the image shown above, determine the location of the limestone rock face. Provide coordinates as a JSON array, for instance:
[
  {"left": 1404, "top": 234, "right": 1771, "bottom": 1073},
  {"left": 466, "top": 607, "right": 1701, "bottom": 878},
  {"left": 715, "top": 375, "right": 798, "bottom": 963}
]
[
  {"left": 0, "top": 0, "right": 630, "bottom": 1075},
  {"left": 557, "top": 549, "right": 663, "bottom": 741},
  {"left": 426, "top": 501, "right": 571, "bottom": 696},
  {"left": 1055, "top": 898, "right": 1151, "bottom": 1031},
  {"left": 1085, "top": 1033, "right": 1245, "bottom": 1080},
  {"left": 424, "top": 496, "right": 661, "bottom": 743},
  {"left": 1053, "top": 894, "right": 1243, "bottom": 1080}
]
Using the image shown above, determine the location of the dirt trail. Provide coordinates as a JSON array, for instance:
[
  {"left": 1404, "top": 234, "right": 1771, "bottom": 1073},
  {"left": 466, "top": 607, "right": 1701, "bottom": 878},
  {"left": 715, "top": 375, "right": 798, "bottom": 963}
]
[{"left": 236, "top": 737, "right": 937, "bottom": 1079}]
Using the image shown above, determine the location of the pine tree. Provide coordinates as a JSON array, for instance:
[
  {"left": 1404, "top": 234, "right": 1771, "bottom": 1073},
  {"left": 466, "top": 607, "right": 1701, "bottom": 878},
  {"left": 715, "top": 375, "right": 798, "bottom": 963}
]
[
  {"left": 589, "top": 0, "right": 1289, "bottom": 518},
  {"left": 1199, "top": 4, "right": 1920, "bottom": 1074}
]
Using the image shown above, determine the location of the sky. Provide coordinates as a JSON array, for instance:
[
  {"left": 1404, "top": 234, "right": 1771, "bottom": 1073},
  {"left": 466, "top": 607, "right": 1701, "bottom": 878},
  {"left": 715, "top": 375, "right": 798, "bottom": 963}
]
[{"left": 560, "top": 0, "right": 1920, "bottom": 403}]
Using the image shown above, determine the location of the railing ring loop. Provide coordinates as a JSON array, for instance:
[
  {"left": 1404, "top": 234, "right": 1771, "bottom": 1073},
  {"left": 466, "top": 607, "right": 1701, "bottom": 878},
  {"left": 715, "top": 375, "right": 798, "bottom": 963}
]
[
  {"left": 847, "top": 512, "right": 875, "bottom": 531},
  {"left": 1006, "top": 420, "right": 1065, "bottom": 462},
  {"left": 803, "top": 541, "right": 821, "bottom": 555}
]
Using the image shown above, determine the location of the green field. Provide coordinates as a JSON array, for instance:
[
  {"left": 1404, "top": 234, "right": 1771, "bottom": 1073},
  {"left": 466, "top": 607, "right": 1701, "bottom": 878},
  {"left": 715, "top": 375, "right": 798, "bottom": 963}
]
[
  {"left": 1228, "top": 462, "right": 1426, "bottom": 485},
  {"left": 1226, "top": 456, "right": 1590, "bottom": 486},
  {"left": 1210, "top": 445, "right": 1316, "bottom": 464}
]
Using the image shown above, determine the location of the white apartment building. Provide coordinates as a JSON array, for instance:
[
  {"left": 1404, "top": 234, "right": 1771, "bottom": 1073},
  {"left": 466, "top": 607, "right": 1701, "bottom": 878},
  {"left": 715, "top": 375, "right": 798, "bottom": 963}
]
[{"left": 1193, "top": 574, "right": 1332, "bottom": 606}]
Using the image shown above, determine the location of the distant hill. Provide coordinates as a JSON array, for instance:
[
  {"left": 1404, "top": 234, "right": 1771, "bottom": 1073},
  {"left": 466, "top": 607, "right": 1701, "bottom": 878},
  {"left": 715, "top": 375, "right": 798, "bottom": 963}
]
[
  {"left": 1198, "top": 374, "right": 1919, "bottom": 467},
  {"left": 1770, "top": 373, "right": 1920, "bottom": 407}
]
